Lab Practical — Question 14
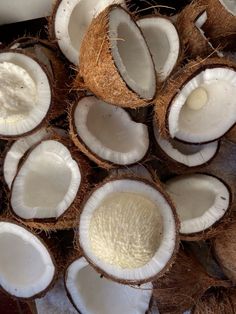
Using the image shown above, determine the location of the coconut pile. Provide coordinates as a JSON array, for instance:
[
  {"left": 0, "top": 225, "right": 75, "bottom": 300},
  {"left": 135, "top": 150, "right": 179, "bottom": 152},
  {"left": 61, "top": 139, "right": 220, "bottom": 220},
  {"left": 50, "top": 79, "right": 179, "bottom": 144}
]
[{"left": 0, "top": 0, "right": 236, "bottom": 313}]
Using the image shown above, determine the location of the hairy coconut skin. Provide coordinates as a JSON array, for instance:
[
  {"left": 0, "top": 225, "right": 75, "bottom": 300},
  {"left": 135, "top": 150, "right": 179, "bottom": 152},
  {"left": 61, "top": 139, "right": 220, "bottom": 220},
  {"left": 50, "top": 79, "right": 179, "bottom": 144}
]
[{"left": 76, "top": 5, "right": 156, "bottom": 108}]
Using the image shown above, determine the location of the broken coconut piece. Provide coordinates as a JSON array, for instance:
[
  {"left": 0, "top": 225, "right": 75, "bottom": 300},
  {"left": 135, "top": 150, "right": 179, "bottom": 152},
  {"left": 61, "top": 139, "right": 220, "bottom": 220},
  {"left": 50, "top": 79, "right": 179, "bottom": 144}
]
[
  {"left": 65, "top": 256, "right": 153, "bottom": 314},
  {"left": 165, "top": 174, "right": 231, "bottom": 239},
  {"left": 137, "top": 16, "right": 180, "bottom": 81},
  {"left": 0, "top": 221, "right": 55, "bottom": 299},
  {"left": 77, "top": 5, "right": 156, "bottom": 108},
  {"left": 155, "top": 58, "right": 236, "bottom": 144},
  {"left": 70, "top": 96, "right": 149, "bottom": 168},
  {"left": 78, "top": 178, "right": 179, "bottom": 284}
]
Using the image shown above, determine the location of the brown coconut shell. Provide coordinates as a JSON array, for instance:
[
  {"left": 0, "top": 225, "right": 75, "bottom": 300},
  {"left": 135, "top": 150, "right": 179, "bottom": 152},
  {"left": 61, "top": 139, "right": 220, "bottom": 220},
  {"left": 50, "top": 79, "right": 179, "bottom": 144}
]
[
  {"left": 225, "top": 125, "right": 236, "bottom": 144},
  {"left": 0, "top": 291, "right": 36, "bottom": 314},
  {"left": 76, "top": 5, "right": 156, "bottom": 108}
]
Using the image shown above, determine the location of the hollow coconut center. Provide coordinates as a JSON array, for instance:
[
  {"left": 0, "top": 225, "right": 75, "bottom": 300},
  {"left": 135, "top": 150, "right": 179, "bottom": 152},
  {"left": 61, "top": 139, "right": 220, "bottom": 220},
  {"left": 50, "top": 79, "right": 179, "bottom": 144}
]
[
  {"left": 219, "top": 0, "right": 236, "bottom": 15},
  {"left": 74, "top": 96, "right": 149, "bottom": 165},
  {"left": 166, "top": 174, "right": 230, "bottom": 234}
]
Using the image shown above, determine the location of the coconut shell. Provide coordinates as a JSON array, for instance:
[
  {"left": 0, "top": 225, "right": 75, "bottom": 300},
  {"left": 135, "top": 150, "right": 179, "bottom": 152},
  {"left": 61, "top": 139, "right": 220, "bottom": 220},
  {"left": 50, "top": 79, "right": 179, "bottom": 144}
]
[{"left": 225, "top": 125, "right": 236, "bottom": 144}]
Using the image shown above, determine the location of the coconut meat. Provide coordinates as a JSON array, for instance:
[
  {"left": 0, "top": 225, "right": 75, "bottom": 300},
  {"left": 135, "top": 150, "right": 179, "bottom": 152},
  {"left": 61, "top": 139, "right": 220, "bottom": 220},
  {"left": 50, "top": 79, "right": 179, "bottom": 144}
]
[
  {"left": 11, "top": 140, "right": 81, "bottom": 219},
  {"left": 66, "top": 257, "right": 153, "bottom": 314},
  {"left": 168, "top": 67, "right": 236, "bottom": 143},
  {"left": 0, "top": 52, "right": 51, "bottom": 137},
  {"left": 166, "top": 174, "right": 230, "bottom": 234},
  {"left": 0, "top": 222, "right": 55, "bottom": 298},
  {"left": 80, "top": 179, "right": 176, "bottom": 282},
  {"left": 74, "top": 97, "right": 149, "bottom": 165},
  {"left": 137, "top": 17, "right": 180, "bottom": 81},
  {"left": 219, "top": 0, "right": 236, "bottom": 15},
  {"left": 109, "top": 7, "right": 156, "bottom": 100}
]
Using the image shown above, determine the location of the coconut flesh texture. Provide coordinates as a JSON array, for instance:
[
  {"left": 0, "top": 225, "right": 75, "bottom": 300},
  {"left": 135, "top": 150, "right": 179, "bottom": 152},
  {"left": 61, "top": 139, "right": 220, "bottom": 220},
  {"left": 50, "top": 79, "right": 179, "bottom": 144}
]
[
  {"left": 54, "top": 0, "right": 125, "bottom": 65},
  {"left": 153, "top": 123, "right": 218, "bottom": 167},
  {"left": 108, "top": 7, "right": 156, "bottom": 100},
  {"left": 168, "top": 67, "right": 236, "bottom": 143},
  {"left": 66, "top": 257, "right": 153, "bottom": 314},
  {"left": 166, "top": 174, "right": 230, "bottom": 234},
  {"left": 11, "top": 140, "right": 81, "bottom": 220},
  {"left": 0, "top": 222, "right": 55, "bottom": 298},
  {"left": 73, "top": 96, "right": 149, "bottom": 165},
  {"left": 219, "top": 0, "right": 236, "bottom": 15},
  {"left": 79, "top": 179, "right": 177, "bottom": 282},
  {"left": 137, "top": 17, "right": 180, "bottom": 81},
  {"left": 0, "top": 52, "right": 51, "bottom": 137}
]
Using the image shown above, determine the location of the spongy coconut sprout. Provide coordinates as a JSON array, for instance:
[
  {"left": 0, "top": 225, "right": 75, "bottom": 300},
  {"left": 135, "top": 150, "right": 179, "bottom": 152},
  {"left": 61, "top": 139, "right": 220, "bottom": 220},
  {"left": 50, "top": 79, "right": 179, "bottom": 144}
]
[
  {"left": 165, "top": 174, "right": 231, "bottom": 240},
  {"left": 155, "top": 58, "right": 236, "bottom": 144},
  {"left": 77, "top": 5, "right": 156, "bottom": 108},
  {"left": 78, "top": 177, "right": 179, "bottom": 284},
  {"left": 65, "top": 256, "right": 153, "bottom": 314},
  {"left": 0, "top": 221, "right": 55, "bottom": 299},
  {"left": 69, "top": 96, "right": 149, "bottom": 168}
]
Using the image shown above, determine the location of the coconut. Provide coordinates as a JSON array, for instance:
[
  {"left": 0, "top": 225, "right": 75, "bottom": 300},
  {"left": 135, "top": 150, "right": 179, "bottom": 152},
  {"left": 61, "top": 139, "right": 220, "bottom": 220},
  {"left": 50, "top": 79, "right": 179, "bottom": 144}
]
[
  {"left": 76, "top": 5, "right": 157, "bottom": 108},
  {"left": 0, "top": 290, "right": 35, "bottom": 314},
  {"left": 69, "top": 96, "right": 149, "bottom": 169},
  {"left": 154, "top": 57, "right": 236, "bottom": 144}
]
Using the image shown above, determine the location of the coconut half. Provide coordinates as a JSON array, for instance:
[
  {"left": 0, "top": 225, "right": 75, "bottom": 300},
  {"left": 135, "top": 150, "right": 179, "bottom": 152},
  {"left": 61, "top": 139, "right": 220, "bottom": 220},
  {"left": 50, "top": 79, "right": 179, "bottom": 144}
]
[
  {"left": 70, "top": 96, "right": 149, "bottom": 168},
  {"left": 65, "top": 257, "right": 153, "bottom": 314},
  {"left": 165, "top": 174, "right": 231, "bottom": 238},
  {"left": 0, "top": 221, "right": 55, "bottom": 299},
  {"left": 137, "top": 16, "right": 180, "bottom": 81},
  {"left": 78, "top": 178, "right": 178, "bottom": 284}
]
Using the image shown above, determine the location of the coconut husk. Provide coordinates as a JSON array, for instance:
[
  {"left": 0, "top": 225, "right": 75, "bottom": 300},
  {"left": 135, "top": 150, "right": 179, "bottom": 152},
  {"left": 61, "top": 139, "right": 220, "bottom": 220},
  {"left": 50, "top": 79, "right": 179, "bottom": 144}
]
[
  {"left": 225, "top": 125, "right": 236, "bottom": 144},
  {"left": 0, "top": 290, "right": 36, "bottom": 314}
]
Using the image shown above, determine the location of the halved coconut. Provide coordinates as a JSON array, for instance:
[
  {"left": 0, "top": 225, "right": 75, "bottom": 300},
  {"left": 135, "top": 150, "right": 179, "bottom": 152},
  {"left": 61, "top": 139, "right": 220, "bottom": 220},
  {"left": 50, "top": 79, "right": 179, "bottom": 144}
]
[
  {"left": 77, "top": 5, "right": 156, "bottom": 108},
  {"left": 165, "top": 174, "right": 231, "bottom": 240},
  {"left": 69, "top": 96, "right": 149, "bottom": 168},
  {"left": 50, "top": 0, "right": 125, "bottom": 65},
  {"left": 65, "top": 256, "right": 153, "bottom": 314},
  {"left": 155, "top": 58, "right": 236, "bottom": 144},
  {"left": 0, "top": 221, "right": 55, "bottom": 299},
  {"left": 78, "top": 177, "right": 179, "bottom": 284},
  {"left": 137, "top": 16, "right": 180, "bottom": 81}
]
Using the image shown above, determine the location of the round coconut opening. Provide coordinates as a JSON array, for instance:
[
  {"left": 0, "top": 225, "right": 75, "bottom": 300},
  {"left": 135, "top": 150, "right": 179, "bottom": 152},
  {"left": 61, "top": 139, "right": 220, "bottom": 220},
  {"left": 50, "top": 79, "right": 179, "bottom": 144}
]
[
  {"left": 108, "top": 7, "right": 156, "bottom": 100},
  {"left": 168, "top": 67, "right": 236, "bottom": 143},
  {"left": 166, "top": 174, "right": 230, "bottom": 234},
  {"left": 73, "top": 96, "right": 149, "bottom": 165},
  {"left": 65, "top": 257, "right": 153, "bottom": 314},
  {"left": 137, "top": 17, "right": 180, "bottom": 81},
  {"left": 11, "top": 140, "right": 81, "bottom": 220},
  {"left": 219, "top": 0, "right": 236, "bottom": 15},
  {"left": 79, "top": 179, "right": 177, "bottom": 283},
  {"left": 0, "top": 222, "right": 55, "bottom": 298},
  {"left": 0, "top": 51, "right": 51, "bottom": 137}
]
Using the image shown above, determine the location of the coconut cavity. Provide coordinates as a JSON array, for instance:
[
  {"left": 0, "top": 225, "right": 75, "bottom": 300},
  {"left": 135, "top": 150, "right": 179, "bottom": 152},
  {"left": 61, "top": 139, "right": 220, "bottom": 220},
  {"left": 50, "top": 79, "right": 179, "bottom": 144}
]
[
  {"left": 0, "top": 222, "right": 55, "bottom": 298},
  {"left": 66, "top": 257, "right": 153, "bottom": 314},
  {"left": 166, "top": 174, "right": 230, "bottom": 235},
  {"left": 11, "top": 140, "right": 81, "bottom": 220},
  {"left": 72, "top": 96, "right": 149, "bottom": 165}
]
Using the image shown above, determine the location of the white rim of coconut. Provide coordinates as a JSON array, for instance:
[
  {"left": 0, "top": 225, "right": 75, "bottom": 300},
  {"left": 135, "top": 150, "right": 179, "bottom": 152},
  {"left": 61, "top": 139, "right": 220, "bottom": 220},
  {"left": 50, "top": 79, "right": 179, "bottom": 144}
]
[
  {"left": 11, "top": 140, "right": 81, "bottom": 220},
  {"left": 79, "top": 179, "right": 177, "bottom": 283},
  {"left": 165, "top": 174, "right": 230, "bottom": 234},
  {"left": 0, "top": 222, "right": 55, "bottom": 298},
  {"left": 53, "top": 0, "right": 125, "bottom": 65},
  {"left": 65, "top": 257, "right": 153, "bottom": 314},
  {"left": 137, "top": 17, "right": 180, "bottom": 81},
  {"left": 168, "top": 66, "right": 236, "bottom": 143},
  {"left": 108, "top": 6, "right": 156, "bottom": 100},
  {"left": 153, "top": 122, "right": 219, "bottom": 167},
  {"left": 0, "top": 51, "right": 51, "bottom": 137},
  {"left": 218, "top": 0, "right": 236, "bottom": 15},
  {"left": 73, "top": 96, "right": 149, "bottom": 165}
]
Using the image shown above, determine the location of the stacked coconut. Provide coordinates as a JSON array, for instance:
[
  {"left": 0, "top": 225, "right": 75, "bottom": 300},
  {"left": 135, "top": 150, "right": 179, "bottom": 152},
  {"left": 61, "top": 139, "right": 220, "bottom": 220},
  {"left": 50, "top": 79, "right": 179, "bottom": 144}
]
[{"left": 0, "top": 0, "right": 236, "bottom": 313}]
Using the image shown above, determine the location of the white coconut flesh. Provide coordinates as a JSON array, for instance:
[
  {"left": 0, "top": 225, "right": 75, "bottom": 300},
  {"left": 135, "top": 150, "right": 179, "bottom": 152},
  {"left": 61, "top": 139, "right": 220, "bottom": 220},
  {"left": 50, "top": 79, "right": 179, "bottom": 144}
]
[
  {"left": 111, "top": 165, "right": 152, "bottom": 180},
  {"left": 0, "top": 222, "right": 55, "bottom": 298},
  {"left": 0, "top": 52, "right": 51, "bottom": 137},
  {"left": 153, "top": 123, "right": 218, "bottom": 166},
  {"left": 66, "top": 257, "right": 153, "bottom": 314},
  {"left": 165, "top": 174, "right": 230, "bottom": 234},
  {"left": 11, "top": 140, "right": 81, "bottom": 219},
  {"left": 168, "top": 67, "right": 236, "bottom": 143},
  {"left": 79, "top": 179, "right": 176, "bottom": 282},
  {"left": 219, "top": 0, "right": 236, "bottom": 15},
  {"left": 74, "top": 96, "right": 149, "bottom": 165},
  {"left": 137, "top": 17, "right": 180, "bottom": 81},
  {"left": 54, "top": 0, "right": 125, "bottom": 65},
  {"left": 109, "top": 7, "right": 156, "bottom": 100}
]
